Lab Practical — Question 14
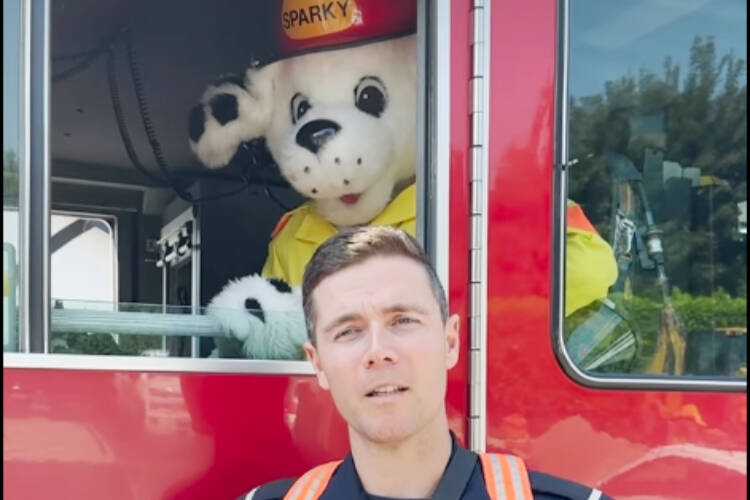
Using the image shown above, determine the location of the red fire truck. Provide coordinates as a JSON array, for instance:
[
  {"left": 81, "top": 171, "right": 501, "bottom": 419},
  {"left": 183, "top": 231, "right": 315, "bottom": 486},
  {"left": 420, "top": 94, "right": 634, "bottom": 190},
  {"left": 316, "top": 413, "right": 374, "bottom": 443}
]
[{"left": 3, "top": 0, "right": 746, "bottom": 499}]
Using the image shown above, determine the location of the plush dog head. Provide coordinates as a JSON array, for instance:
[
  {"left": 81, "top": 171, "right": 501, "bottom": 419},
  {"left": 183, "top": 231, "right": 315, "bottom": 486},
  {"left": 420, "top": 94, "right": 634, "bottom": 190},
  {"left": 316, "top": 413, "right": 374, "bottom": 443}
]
[{"left": 189, "top": 34, "right": 416, "bottom": 227}]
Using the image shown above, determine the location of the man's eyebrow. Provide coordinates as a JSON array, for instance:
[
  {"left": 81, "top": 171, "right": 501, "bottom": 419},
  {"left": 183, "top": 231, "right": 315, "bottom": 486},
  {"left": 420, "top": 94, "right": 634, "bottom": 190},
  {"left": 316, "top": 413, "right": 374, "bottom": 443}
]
[
  {"left": 320, "top": 304, "right": 429, "bottom": 333},
  {"left": 382, "top": 303, "right": 430, "bottom": 315}
]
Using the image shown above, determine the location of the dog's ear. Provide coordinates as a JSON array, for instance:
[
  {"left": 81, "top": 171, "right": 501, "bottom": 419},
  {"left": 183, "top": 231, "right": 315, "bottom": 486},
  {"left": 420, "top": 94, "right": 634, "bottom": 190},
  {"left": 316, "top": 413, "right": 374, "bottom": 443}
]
[{"left": 189, "top": 63, "right": 280, "bottom": 168}]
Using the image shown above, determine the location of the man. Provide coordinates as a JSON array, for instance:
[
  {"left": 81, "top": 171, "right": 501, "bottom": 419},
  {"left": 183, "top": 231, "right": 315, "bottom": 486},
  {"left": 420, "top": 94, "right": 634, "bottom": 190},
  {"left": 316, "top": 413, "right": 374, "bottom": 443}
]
[{"left": 243, "top": 226, "right": 613, "bottom": 499}]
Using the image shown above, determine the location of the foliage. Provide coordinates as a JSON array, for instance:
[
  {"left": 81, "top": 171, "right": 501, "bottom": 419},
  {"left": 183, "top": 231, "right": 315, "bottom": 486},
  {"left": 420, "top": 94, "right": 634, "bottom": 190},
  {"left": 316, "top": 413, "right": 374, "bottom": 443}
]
[
  {"left": 568, "top": 36, "right": 747, "bottom": 302},
  {"left": 50, "top": 332, "right": 163, "bottom": 355},
  {"left": 567, "top": 289, "right": 747, "bottom": 374},
  {"left": 4, "top": 150, "right": 20, "bottom": 207}
]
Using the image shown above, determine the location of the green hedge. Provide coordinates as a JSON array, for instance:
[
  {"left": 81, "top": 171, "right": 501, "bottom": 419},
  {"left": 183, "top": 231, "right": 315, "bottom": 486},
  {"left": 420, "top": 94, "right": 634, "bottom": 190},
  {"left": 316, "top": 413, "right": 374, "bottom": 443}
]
[
  {"left": 609, "top": 288, "right": 746, "bottom": 334},
  {"left": 50, "top": 332, "right": 163, "bottom": 355},
  {"left": 570, "top": 289, "right": 747, "bottom": 373}
]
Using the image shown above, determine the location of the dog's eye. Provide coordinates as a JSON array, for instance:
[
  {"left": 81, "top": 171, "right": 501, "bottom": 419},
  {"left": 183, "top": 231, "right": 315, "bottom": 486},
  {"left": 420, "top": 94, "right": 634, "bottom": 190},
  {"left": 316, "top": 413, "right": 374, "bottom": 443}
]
[
  {"left": 354, "top": 76, "right": 387, "bottom": 117},
  {"left": 290, "top": 93, "right": 311, "bottom": 124}
]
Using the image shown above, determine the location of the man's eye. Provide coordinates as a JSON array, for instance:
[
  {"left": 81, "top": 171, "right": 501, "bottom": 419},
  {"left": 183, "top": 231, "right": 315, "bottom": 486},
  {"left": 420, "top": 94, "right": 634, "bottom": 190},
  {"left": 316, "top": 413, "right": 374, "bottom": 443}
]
[
  {"left": 334, "top": 328, "right": 356, "bottom": 340},
  {"left": 393, "top": 316, "right": 416, "bottom": 326}
]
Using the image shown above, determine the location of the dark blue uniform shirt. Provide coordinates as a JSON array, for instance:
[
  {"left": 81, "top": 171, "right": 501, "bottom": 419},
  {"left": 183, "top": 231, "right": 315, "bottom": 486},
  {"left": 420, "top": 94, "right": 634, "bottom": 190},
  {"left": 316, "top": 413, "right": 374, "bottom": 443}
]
[{"left": 244, "top": 433, "right": 613, "bottom": 500}]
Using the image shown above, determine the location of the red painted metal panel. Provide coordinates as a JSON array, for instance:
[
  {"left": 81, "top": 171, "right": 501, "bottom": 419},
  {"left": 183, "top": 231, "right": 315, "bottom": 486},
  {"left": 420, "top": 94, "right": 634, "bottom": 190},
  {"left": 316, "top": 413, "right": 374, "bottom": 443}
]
[
  {"left": 4, "top": 369, "right": 348, "bottom": 499},
  {"left": 485, "top": 1, "right": 747, "bottom": 499}
]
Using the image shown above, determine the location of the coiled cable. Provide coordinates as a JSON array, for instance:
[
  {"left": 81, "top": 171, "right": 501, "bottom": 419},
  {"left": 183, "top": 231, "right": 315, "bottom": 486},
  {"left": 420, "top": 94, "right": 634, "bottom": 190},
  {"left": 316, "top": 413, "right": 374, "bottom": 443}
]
[{"left": 106, "top": 39, "right": 171, "bottom": 187}]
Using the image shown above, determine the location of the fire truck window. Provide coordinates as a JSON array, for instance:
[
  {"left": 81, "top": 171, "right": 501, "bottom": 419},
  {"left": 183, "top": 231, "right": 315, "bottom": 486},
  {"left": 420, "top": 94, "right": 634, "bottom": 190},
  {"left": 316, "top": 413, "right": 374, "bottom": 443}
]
[
  {"left": 564, "top": 0, "right": 747, "bottom": 379},
  {"left": 45, "top": 1, "right": 419, "bottom": 362},
  {"left": 3, "top": 0, "right": 24, "bottom": 353},
  {"left": 49, "top": 214, "right": 122, "bottom": 353}
]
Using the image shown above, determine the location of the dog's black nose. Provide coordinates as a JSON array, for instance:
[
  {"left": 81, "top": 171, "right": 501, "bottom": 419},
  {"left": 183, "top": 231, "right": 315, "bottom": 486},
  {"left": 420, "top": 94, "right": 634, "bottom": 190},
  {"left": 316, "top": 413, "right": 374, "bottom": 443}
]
[{"left": 296, "top": 119, "right": 341, "bottom": 154}]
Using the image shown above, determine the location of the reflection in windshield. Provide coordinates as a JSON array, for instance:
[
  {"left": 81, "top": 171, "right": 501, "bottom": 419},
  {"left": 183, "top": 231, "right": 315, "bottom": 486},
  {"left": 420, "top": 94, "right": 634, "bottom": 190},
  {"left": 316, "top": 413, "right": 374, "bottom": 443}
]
[{"left": 566, "top": 0, "right": 747, "bottom": 378}]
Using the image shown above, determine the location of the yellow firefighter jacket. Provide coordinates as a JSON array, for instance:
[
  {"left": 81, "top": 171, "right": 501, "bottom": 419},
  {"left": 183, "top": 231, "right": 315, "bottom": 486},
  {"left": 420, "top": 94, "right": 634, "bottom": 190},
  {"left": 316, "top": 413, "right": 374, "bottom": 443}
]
[{"left": 261, "top": 186, "right": 615, "bottom": 316}]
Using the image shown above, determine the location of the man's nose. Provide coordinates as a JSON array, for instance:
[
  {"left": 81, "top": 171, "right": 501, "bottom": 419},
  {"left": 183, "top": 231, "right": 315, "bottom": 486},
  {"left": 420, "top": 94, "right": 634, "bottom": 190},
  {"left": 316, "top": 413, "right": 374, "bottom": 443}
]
[{"left": 363, "top": 325, "right": 398, "bottom": 368}]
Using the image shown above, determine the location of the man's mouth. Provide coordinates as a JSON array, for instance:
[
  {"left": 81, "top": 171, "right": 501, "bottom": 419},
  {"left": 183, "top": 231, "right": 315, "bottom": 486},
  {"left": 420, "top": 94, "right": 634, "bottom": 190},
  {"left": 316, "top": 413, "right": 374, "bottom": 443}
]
[
  {"left": 365, "top": 385, "right": 409, "bottom": 398},
  {"left": 339, "top": 193, "right": 361, "bottom": 205}
]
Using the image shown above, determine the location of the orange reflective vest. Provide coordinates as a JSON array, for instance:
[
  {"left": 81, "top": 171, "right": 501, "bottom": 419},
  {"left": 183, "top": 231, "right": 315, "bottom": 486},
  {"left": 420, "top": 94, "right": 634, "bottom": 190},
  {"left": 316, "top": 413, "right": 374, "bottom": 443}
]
[{"left": 280, "top": 453, "right": 533, "bottom": 500}]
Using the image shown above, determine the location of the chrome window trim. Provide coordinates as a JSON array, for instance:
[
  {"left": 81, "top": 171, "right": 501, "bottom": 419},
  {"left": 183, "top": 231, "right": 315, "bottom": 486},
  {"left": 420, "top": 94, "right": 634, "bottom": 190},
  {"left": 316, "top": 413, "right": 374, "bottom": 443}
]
[
  {"left": 416, "top": 0, "right": 427, "bottom": 247},
  {"left": 2, "top": 352, "right": 315, "bottom": 375},
  {"left": 19, "top": 0, "right": 32, "bottom": 353},
  {"left": 191, "top": 210, "right": 201, "bottom": 357},
  {"left": 417, "top": 0, "right": 451, "bottom": 291},
  {"left": 432, "top": 0, "right": 451, "bottom": 294},
  {"left": 430, "top": 0, "right": 452, "bottom": 293},
  {"left": 415, "top": 0, "right": 428, "bottom": 249},
  {"left": 28, "top": 0, "right": 51, "bottom": 353},
  {"left": 551, "top": 0, "right": 747, "bottom": 392}
]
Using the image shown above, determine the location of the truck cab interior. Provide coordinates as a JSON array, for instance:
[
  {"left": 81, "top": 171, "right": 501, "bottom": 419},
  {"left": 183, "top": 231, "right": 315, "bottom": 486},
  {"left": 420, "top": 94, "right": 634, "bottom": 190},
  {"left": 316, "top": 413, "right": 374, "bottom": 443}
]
[{"left": 48, "top": 0, "right": 307, "bottom": 356}]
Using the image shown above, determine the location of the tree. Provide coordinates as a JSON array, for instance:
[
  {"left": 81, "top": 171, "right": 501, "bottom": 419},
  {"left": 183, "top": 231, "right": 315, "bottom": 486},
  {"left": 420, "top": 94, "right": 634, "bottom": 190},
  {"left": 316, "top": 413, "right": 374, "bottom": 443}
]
[
  {"left": 567, "top": 37, "right": 747, "bottom": 374},
  {"left": 569, "top": 37, "right": 747, "bottom": 301},
  {"left": 3, "top": 150, "right": 19, "bottom": 207}
]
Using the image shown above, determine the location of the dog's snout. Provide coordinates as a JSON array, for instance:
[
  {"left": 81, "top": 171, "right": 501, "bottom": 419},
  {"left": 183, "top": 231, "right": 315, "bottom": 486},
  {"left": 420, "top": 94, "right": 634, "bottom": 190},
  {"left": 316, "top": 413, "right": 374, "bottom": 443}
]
[{"left": 296, "top": 119, "right": 341, "bottom": 154}]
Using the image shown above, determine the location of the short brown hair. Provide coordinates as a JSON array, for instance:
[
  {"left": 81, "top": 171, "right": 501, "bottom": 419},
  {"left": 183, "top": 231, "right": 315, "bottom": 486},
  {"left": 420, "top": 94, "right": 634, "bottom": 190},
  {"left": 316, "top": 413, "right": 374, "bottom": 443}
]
[{"left": 302, "top": 226, "right": 448, "bottom": 343}]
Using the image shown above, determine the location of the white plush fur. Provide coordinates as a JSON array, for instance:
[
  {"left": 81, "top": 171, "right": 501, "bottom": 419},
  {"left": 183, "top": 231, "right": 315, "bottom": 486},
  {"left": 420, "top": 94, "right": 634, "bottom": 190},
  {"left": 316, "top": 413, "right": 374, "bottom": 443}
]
[
  {"left": 190, "top": 66, "right": 279, "bottom": 168},
  {"left": 207, "top": 274, "right": 306, "bottom": 359},
  {"left": 191, "top": 35, "right": 417, "bottom": 227}
]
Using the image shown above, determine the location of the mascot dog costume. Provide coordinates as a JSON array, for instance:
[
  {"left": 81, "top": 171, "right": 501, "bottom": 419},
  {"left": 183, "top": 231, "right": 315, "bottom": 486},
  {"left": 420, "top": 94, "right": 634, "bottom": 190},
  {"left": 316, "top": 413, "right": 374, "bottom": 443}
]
[
  {"left": 190, "top": 0, "right": 418, "bottom": 359},
  {"left": 189, "top": 0, "right": 616, "bottom": 359}
]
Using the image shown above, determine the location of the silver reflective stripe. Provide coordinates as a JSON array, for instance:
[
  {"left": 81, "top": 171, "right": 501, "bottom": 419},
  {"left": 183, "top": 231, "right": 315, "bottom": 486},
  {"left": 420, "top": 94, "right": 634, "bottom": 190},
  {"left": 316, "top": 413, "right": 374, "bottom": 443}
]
[
  {"left": 488, "top": 455, "right": 508, "bottom": 500},
  {"left": 303, "top": 470, "right": 327, "bottom": 500},
  {"left": 506, "top": 456, "right": 525, "bottom": 500},
  {"left": 286, "top": 468, "right": 316, "bottom": 500},
  {"left": 244, "top": 487, "right": 258, "bottom": 500},
  {"left": 587, "top": 489, "right": 603, "bottom": 500}
]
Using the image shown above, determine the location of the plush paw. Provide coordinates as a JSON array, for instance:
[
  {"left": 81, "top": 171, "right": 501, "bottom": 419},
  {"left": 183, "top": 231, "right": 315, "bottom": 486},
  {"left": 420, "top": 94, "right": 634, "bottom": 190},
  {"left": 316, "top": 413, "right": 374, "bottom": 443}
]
[
  {"left": 188, "top": 75, "right": 251, "bottom": 168},
  {"left": 188, "top": 67, "right": 276, "bottom": 169},
  {"left": 207, "top": 274, "right": 306, "bottom": 360}
]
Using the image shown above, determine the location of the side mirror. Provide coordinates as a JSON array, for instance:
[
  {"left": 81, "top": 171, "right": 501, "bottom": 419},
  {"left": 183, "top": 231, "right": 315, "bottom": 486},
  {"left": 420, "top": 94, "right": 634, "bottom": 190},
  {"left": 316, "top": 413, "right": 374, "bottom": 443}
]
[{"left": 565, "top": 298, "right": 638, "bottom": 374}]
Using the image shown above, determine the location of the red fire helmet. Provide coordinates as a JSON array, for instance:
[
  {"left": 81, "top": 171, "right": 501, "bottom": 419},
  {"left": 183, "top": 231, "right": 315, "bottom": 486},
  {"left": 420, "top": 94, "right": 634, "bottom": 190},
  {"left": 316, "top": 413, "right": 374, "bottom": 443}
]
[{"left": 275, "top": 0, "right": 417, "bottom": 60}]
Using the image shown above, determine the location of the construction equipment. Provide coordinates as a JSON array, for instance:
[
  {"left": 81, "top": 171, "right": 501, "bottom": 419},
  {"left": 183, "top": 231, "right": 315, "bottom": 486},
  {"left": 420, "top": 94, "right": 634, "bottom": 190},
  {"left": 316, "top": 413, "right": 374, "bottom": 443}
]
[{"left": 607, "top": 148, "right": 686, "bottom": 375}]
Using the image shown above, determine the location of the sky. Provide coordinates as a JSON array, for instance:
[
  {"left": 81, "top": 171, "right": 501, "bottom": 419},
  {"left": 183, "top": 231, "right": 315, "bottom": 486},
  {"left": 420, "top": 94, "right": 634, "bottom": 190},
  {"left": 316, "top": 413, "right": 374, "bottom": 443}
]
[{"left": 570, "top": 0, "right": 747, "bottom": 99}]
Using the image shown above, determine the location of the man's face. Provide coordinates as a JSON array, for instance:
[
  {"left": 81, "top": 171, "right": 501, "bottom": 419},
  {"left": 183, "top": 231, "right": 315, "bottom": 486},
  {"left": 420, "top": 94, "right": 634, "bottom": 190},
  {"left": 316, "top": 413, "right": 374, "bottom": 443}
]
[{"left": 304, "top": 255, "right": 460, "bottom": 445}]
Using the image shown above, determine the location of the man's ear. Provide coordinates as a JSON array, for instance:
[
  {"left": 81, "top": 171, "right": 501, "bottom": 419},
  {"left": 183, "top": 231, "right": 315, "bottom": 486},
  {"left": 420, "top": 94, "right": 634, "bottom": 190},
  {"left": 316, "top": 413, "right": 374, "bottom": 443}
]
[
  {"left": 444, "top": 314, "right": 460, "bottom": 370},
  {"left": 304, "top": 341, "right": 330, "bottom": 390}
]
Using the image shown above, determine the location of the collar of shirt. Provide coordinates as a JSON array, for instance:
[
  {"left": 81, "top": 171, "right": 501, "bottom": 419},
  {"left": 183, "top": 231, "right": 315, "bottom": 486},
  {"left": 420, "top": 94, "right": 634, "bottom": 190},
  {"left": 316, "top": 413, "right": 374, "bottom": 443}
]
[
  {"left": 294, "top": 183, "right": 416, "bottom": 245},
  {"left": 322, "top": 430, "right": 460, "bottom": 500}
]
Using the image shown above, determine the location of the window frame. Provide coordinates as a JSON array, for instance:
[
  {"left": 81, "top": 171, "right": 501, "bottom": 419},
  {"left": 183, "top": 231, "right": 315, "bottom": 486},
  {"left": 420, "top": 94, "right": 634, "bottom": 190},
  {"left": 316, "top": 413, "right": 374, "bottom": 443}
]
[
  {"left": 3, "top": 0, "right": 450, "bottom": 374},
  {"left": 8, "top": 0, "right": 32, "bottom": 354},
  {"left": 551, "top": 0, "right": 747, "bottom": 392},
  {"left": 49, "top": 210, "right": 119, "bottom": 306}
]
